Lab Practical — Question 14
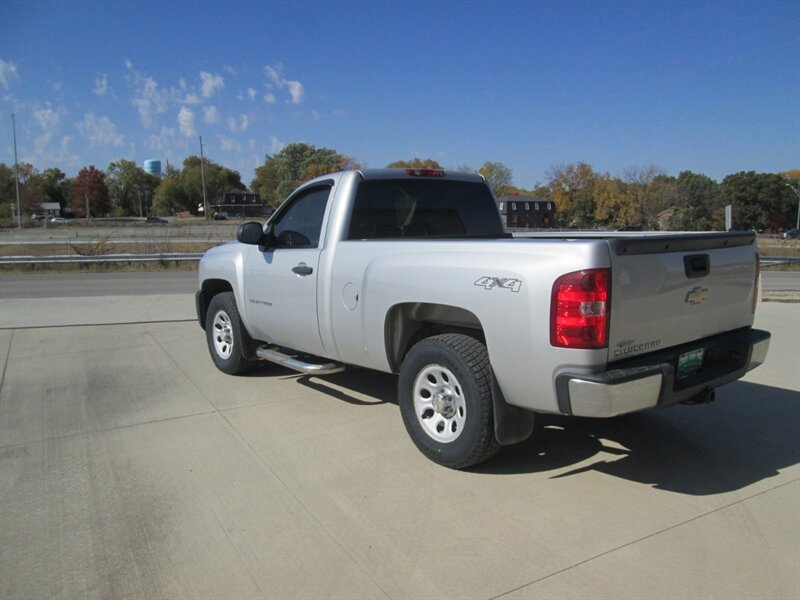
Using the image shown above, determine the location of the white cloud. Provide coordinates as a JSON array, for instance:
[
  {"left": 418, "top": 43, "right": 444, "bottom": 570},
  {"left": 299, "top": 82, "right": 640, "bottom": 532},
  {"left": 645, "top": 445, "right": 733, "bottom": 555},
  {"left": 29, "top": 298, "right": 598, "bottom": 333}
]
[
  {"left": 32, "top": 107, "right": 64, "bottom": 157},
  {"left": 126, "top": 60, "right": 169, "bottom": 128},
  {"left": 0, "top": 59, "right": 19, "bottom": 89},
  {"left": 218, "top": 136, "right": 241, "bottom": 152},
  {"left": 203, "top": 105, "right": 219, "bottom": 124},
  {"left": 77, "top": 113, "right": 124, "bottom": 147},
  {"left": 227, "top": 114, "right": 249, "bottom": 132},
  {"left": 311, "top": 110, "right": 321, "bottom": 121},
  {"left": 264, "top": 64, "right": 305, "bottom": 104},
  {"left": 34, "top": 107, "right": 62, "bottom": 131},
  {"left": 247, "top": 87, "right": 257, "bottom": 101},
  {"left": 270, "top": 136, "right": 284, "bottom": 154},
  {"left": 178, "top": 106, "right": 196, "bottom": 137},
  {"left": 223, "top": 65, "right": 237, "bottom": 76},
  {"left": 286, "top": 80, "right": 304, "bottom": 104},
  {"left": 263, "top": 92, "right": 276, "bottom": 104},
  {"left": 93, "top": 73, "right": 111, "bottom": 96},
  {"left": 200, "top": 71, "right": 224, "bottom": 98},
  {"left": 145, "top": 126, "right": 176, "bottom": 151}
]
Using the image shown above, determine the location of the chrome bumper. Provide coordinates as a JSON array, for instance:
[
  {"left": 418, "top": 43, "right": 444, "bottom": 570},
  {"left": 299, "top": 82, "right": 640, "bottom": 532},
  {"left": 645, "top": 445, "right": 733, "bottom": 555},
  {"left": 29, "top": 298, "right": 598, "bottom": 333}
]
[{"left": 555, "top": 329, "right": 771, "bottom": 418}]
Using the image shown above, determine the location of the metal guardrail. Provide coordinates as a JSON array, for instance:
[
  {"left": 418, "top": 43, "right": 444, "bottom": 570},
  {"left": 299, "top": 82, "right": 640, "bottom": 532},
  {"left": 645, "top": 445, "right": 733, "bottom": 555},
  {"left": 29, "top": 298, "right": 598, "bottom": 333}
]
[{"left": 0, "top": 253, "right": 204, "bottom": 265}]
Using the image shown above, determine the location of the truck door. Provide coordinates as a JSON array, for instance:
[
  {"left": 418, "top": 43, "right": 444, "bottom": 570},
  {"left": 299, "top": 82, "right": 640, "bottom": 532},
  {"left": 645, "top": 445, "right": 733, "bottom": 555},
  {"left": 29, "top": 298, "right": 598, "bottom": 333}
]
[{"left": 244, "top": 183, "right": 332, "bottom": 356}]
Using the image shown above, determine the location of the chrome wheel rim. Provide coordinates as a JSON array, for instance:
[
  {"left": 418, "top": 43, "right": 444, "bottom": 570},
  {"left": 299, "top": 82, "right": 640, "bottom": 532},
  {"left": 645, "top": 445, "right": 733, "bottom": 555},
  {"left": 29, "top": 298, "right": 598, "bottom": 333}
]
[
  {"left": 212, "top": 310, "right": 234, "bottom": 359},
  {"left": 413, "top": 364, "right": 466, "bottom": 443}
]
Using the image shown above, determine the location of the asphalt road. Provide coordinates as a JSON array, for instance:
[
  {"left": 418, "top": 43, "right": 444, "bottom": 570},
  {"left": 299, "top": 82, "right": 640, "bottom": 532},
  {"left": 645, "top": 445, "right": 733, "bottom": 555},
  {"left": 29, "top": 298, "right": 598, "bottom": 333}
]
[{"left": 0, "top": 270, "right": 796, "bottom": 299}]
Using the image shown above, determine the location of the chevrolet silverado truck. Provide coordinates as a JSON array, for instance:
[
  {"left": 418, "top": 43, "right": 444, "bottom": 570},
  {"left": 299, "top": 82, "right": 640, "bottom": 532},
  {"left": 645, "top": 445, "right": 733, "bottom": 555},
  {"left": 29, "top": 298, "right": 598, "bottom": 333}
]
[{"left": 196, "top": 168, "right": 770, "bottom": 468}]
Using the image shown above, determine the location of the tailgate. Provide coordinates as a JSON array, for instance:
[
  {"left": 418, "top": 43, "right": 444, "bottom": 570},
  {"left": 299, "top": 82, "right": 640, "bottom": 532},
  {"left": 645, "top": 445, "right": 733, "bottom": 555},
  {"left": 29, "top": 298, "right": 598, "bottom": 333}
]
[{"left": 608, "top": 233, "right": 758, "bottom": 362}]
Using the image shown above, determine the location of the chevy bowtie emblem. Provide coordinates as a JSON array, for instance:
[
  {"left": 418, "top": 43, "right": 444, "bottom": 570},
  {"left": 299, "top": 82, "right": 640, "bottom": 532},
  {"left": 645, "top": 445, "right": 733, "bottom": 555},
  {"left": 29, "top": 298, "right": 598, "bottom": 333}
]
[{"left": 686, "top": 287, "right": 709, "bottom": 305}]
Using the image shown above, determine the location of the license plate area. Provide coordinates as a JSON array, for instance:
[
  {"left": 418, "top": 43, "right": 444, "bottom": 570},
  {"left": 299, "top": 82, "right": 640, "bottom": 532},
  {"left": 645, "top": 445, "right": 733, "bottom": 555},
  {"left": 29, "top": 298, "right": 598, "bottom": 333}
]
[{"left": 677, "top": 348, "right": 705, "bottom": 379}]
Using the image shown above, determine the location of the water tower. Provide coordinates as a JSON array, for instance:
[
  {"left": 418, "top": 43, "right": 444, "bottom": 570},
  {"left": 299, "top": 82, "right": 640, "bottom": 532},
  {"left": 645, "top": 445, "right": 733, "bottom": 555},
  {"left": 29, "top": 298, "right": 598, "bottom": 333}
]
[{"left": 144, "top": 159, "right": 162, "bottom": 176}]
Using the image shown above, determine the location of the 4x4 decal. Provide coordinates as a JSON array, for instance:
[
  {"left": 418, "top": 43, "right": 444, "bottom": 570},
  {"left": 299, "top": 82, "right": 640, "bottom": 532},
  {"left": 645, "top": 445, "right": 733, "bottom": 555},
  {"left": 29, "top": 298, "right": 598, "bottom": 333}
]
[{"left": 474, "top": 276, "right": 522, "bottom": 293}]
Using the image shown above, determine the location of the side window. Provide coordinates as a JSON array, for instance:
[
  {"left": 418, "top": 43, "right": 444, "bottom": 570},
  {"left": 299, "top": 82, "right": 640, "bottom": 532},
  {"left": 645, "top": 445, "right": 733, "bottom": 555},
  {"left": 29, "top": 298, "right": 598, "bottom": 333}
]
[{"left": 271, "top": 185, "right": 331, "bottom": 248}]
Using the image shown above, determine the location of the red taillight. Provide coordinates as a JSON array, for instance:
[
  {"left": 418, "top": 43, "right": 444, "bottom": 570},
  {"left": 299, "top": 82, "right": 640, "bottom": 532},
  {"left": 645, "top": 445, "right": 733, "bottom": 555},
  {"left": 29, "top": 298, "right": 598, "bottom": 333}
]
[
  {"left": 405, "top": 168, "right": 445, "bottom": 177},
  {"left": 550, "top": 269, "right": 610, "bottom": 349}
]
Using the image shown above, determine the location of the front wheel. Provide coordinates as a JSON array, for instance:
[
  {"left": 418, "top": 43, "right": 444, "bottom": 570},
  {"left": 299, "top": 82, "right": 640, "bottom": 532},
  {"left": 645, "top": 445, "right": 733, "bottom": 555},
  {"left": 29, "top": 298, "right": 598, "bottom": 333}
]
[
  {"left": 398, "top": 334, "right": 501, "bottom": 469},
  {"left": 206, "top": 292, "right": 254, "bottom": 375}
]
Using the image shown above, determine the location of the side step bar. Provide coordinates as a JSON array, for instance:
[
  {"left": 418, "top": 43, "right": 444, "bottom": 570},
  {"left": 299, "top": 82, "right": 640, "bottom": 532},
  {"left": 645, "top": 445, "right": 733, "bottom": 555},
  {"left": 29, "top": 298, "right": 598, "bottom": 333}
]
[{"left": 255, "top": 346, "right": 345, "bottom": 376}]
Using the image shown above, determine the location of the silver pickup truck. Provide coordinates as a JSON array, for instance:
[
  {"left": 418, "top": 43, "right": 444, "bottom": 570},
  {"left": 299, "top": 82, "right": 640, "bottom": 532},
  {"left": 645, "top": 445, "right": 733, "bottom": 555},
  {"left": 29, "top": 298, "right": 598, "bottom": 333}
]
[{"left": 196, "top": 168, "right": 770, "bottom": 468}]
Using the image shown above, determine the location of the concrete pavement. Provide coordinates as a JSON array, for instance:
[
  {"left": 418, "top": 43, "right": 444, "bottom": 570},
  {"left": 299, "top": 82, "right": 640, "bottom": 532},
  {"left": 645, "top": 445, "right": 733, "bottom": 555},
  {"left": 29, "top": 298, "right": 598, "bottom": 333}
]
[{"left": 0, "top": 291, "right": 797, "bottom": 599}]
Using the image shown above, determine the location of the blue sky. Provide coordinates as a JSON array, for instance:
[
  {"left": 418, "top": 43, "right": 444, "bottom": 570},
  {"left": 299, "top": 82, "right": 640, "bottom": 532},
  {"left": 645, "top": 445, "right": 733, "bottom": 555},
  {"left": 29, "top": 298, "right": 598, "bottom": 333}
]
[{"left": 1, "top": 0, "right": 798, "bottom": 189}]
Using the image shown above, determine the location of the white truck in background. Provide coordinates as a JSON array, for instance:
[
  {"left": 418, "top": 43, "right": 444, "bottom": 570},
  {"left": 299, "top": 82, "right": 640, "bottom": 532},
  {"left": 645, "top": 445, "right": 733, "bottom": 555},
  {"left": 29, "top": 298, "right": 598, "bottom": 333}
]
[{"left": 196, "top": 168, "right": 770, "bottom": 468}]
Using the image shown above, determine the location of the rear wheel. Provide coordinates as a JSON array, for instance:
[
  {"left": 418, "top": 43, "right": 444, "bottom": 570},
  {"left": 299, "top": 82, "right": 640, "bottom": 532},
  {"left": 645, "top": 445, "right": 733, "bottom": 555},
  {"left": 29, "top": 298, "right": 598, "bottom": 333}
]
[
  {"left": 398, "top": 334, "right": 501, "bottom": 468},
  {"left": 206, "top": 292, "right": 254, "bottom": 374}
]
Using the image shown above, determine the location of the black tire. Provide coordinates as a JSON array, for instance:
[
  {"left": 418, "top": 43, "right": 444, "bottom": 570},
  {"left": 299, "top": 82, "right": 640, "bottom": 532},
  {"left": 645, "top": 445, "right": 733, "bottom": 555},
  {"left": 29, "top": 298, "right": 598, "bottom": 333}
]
[
  {"left": 398, "top": 334, "right": 501, "bottom": 469},
  {"left": 205, "top": 292, "right": 254, "bottom": 375}
]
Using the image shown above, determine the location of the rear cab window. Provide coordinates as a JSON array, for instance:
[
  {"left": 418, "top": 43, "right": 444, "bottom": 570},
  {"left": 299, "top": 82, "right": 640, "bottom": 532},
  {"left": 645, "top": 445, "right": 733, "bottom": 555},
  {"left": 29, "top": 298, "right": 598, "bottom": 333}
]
[{"left": 347, "top": 178, "right": 505, "bottom": 240}]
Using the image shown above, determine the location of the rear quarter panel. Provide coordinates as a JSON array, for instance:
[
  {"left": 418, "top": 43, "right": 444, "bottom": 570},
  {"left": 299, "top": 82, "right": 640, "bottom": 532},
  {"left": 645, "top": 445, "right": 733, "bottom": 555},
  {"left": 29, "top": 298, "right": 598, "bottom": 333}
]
[{"left": 327, "top": 238, "right": 612, "bottom": 414}]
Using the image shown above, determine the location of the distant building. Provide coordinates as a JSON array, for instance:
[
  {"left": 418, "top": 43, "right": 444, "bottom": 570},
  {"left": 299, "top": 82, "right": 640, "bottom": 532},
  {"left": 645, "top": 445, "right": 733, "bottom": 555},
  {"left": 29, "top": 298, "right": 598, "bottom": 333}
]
[
  {"left": 144, "top": 160, "right": 161, "bottom": 176},
  {"left": 211, "top": 189, "right": 268, "bottom": 218},
  {"left": 37, "top": 202, "right": 61, "bottom": 218},
  {"left": 496, "top": 195, "right": 555, "bottom": 229}
]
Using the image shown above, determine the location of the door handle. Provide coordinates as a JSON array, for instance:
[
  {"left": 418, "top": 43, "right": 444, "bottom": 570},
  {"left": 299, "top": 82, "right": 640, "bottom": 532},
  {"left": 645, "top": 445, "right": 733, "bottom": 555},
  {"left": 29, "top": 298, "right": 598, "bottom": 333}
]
[{"left": 292, "top": 264, "right": 313, "bottom": 276}]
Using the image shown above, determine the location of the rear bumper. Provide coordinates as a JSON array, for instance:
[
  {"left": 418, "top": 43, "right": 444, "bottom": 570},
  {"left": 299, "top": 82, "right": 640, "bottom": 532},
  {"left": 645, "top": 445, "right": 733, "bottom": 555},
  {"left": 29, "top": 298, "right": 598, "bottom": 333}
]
[{"left": 555, "top": 328, "right": 770, "bottom": 418}]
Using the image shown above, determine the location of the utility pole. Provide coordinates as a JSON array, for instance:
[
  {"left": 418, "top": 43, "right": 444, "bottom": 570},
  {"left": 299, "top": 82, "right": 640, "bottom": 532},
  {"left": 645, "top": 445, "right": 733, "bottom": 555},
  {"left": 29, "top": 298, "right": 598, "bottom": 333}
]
[
  {"left": 785, "top": 182, "right": 800, "bottom": 231},
  {"left": 199, "top": 135, "right": 209, "bottom": 221},
  {"left": 11, "top": 113, "right": 21, "bottom": 229}
]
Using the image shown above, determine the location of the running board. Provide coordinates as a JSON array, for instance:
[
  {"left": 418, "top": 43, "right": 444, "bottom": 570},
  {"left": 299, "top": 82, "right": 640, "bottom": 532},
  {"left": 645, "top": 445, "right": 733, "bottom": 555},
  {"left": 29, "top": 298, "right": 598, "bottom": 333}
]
[{"left": 255, "top": 346, "right": 345, "bottom": 375}]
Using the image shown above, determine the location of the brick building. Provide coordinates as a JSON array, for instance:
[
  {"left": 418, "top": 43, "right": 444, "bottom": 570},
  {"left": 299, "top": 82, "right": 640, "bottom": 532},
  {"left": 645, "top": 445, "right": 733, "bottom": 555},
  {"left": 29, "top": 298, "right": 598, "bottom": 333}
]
[{"left": 496, "top": 195, "right": 555, "bottom": 229}]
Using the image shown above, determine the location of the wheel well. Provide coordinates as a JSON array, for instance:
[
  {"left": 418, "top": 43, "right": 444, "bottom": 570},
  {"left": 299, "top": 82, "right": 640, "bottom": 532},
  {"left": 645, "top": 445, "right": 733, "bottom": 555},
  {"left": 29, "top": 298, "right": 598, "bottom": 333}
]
[
  {"left": 384, "top": 303, "right": 485, "bottom": 372},
  {"left": 198, "top": 279, "right": 234, "bottom": 328}
]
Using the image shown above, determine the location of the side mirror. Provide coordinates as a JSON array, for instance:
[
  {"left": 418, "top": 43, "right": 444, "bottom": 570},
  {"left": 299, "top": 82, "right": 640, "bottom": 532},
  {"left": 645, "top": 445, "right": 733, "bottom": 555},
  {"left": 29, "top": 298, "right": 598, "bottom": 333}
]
[{"left": 237, "top": 222, "right": 265, "bottom": 245}]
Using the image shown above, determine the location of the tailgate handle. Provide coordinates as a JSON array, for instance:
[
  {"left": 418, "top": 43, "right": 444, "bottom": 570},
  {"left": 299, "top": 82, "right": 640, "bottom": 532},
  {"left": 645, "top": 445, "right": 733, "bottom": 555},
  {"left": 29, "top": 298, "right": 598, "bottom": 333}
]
[{"left": 684, "top": 254, "right": 710, "bottom": 278}]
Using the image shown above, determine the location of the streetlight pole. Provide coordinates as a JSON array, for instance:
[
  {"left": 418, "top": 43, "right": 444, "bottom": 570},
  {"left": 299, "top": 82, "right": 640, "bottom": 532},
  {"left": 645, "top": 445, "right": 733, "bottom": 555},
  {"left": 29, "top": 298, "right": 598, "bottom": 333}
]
[
  {"left": 199, "top": 136, "right": 209, "bottom": 221},
  {"left": 11, "top": 113, "right": 21, "bottom": 229},
  {"left": 785, "top": 183, "right": 800, "bottom": 231}
]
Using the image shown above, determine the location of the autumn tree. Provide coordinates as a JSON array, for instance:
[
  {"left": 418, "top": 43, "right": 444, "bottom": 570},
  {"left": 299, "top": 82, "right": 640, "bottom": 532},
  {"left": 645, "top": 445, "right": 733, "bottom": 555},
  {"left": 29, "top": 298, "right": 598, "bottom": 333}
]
[
  {"left": 667, "top": 171, "right": 723, "bottom": 231},
  {"left": 181, "top": 156, "right": 244, "bottom": 215},
  {"left": 593, "top": 175, "right": 635, "bottom": 228},
  {"left": 478, "top": 161, "right": 513, "bottom": 197},
  {"left": 721, "top": 171, "right": 796, "bottom": 232},
  {"left": 152, "top": 178, "right": 189, "bottom": 216},
  {"left": 253, "top": 143, "right": 356, "bottom": 208},
  {"left": 387, "top": 158, "right": 444, "bottom": 170},
  {"left": 546, "top": 162, "right": 599, "bottom": 228},
  {"left": 72, "top": 166, "right": 110, "bottom": 218},
  {"left": 106, "top": 159, "right": 160, "bottom": 216}
]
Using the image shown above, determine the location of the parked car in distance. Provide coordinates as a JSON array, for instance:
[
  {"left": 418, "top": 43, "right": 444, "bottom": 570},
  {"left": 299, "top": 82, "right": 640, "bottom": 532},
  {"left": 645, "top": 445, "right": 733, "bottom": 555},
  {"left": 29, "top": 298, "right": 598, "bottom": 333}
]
[
  {"left": 213, "top": 212, "right": 228, "bottom": 220},
  {"left": 781, "top": 229, "right": 799, "bottom": 239},
  {"left": 48, "top": 217, "right": 67, "bottom": 224},
  {"left": 31, "top": 214, "right": 45, "bottom": 222},
  {"left": 145, "top": 216, "right": 169, "bottom": 224}
]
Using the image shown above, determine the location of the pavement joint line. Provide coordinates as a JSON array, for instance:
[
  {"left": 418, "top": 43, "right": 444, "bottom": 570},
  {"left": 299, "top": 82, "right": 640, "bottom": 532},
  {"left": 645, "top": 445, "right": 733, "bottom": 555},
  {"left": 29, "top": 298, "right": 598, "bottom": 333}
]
[
  {"left": 0, "top": 318, "right": 196, "bottom": 331},
  {"left": 0, "top": 409, "right": 221, "bottom": 451},
  {"left": 0, "top": 329, "right": 14, "bottom": 405},
  {"left": 489, "top": 477, "right": 800, "bottom": 600}
]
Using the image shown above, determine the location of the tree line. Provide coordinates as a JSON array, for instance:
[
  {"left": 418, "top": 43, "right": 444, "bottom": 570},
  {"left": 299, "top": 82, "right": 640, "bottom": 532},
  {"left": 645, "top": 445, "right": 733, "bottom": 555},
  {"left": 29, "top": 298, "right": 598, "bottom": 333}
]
[{"left": 1, "top": 142, "right": 798, "bottom": 231}]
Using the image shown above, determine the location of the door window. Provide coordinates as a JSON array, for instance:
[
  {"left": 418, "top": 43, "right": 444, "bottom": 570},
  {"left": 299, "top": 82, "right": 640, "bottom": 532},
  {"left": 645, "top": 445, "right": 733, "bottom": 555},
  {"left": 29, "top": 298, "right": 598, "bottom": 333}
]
[{"left": 271, "top": 185, "right": 331, "bottom": 248}]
